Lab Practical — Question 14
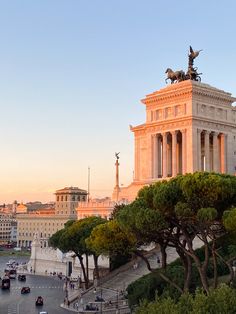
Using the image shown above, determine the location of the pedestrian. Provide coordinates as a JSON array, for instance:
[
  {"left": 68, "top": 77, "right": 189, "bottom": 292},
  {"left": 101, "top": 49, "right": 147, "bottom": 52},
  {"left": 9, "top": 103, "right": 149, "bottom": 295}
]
[{"left": 157, "top": 256, "right": 161, "bottom": 267}]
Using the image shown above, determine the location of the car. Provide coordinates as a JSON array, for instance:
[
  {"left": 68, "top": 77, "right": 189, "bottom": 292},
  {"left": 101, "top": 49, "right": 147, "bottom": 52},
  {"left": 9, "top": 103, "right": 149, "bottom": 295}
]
[
  {"left": 9, "top": 273, "right": 16, "bottom": 279},
  {"left": 39, "top": 312, "right": 48, "bottom": 314},
  {"left": 35, "top": 296, "right": 44, "bottom": 306},
  {"left": 1, "top": 276, "right": 10, "bottom": 289},
  {"left": 21, "top": 286, "right": 30, "bottom": 294},
  {"left": 18, "top": 274, "right": 26, "bottom": 281}
]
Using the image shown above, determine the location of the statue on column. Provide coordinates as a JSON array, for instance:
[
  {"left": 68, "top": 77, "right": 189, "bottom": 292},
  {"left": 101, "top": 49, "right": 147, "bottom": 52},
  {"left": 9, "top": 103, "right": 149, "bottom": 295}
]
[
  {"left": 115, "top": 152, "right": 120, "bottom": 160},
  {"left": 114, "top": 152, "right": 120, "bottom": 202}
]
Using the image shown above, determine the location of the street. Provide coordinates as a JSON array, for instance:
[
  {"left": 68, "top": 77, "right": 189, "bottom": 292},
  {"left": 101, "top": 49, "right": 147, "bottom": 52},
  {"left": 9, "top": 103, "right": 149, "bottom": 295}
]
[{"left": 0, "top": 255, "right": 68, "bottom": 314}]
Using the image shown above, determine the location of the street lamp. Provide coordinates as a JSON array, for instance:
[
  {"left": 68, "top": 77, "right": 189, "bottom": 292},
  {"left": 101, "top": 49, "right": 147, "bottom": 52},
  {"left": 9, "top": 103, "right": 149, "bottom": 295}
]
[{"left": 116, "top": 289, "right": 119, "bottom": 314}]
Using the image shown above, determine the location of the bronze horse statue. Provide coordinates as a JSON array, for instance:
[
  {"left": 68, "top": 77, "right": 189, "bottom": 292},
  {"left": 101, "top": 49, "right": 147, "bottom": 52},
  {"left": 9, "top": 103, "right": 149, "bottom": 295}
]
[{"left": 165, "top": 68, "right": 186, "bottom": 84}]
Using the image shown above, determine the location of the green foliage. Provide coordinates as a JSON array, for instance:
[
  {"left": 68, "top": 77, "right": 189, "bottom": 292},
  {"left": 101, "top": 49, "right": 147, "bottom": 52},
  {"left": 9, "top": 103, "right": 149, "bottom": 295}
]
[
  {"left": 109, "top": 252, "right": 132, "bottom": 271},
  {"left": 127, "top": 235, "right": 236, "bottom": 307},
  {"left": 127, "top": 271, "right": 166, "bottom": 309},
  {"left": 110, "top": 204, "right": 126, "bottom": 220},
  {"left": 223, "top": 208, "right": 236, "bottom": 231},
  {"left": 49, "top": 216, "right": 106, "bottom": 256},
  {"left": 196, "top": 207, "right": 217, "bottom": 222},
  {"left": 136, "top": 284, "right": 236, "bottom": 314},
  {"left": 86, "top": 220, "right": 136, "bottom": 257}
]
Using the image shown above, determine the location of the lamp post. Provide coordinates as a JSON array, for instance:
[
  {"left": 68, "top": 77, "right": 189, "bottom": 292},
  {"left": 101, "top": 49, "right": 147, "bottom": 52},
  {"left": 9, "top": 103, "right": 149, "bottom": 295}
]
[
  {"left": 116, "top": 289, "right": 119, "bottom": 314},
  {"left": 100, "top": 288, "right": 103, "bottom": 314}
]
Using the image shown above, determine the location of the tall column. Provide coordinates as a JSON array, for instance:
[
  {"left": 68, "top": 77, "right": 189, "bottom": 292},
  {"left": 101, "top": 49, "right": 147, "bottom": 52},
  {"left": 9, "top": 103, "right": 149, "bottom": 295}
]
[
  {"left": 152, "top": 134, "right": 158, "bottom": 179},
  {"left": 134, "top": 137, "right": 139, "bottom": 180},
  {"left": 171, "top": 130, "right": 177, "bottom": 177},
  {"left": 213, "top": 132, "right": 219, "bottom": 172},
  {"left": 197, "top": 129, "right": 202, "bottom": 171},
  {"left": 220, "top": 133, "right": 227, "bottom": 173},
  {"left": 162, "top": 132, "right": 167, "bottom": 178},
  {"left": 204, "top": 131, "right": 210, "bottom": 171},
  {"left": 181, "top": 129, "right": 186, "bottom": 174}
]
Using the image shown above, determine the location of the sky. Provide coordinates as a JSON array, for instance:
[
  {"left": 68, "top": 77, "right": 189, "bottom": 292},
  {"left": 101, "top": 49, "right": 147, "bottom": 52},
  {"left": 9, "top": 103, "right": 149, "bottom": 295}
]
[{"left": 0, "top": 0, "right": 236, "bottom": 204}]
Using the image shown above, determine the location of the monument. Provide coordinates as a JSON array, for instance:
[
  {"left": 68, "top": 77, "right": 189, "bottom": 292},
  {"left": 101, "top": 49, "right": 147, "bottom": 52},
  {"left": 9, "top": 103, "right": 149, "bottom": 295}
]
[{"left": 115, "top": 47, "right": 236, "bottom": 201}]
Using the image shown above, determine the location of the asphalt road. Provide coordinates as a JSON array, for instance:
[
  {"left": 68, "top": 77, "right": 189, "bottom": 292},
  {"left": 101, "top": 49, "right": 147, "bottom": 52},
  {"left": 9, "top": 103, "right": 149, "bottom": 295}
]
[{"left": 0, "top": 256, "right": 69, "bottom": 314}]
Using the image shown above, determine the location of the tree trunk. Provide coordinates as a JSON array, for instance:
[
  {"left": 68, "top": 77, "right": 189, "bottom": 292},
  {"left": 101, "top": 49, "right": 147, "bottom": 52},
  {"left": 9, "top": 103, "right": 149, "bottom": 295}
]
[
  {"left": 160, "top": 244, "right": 167, "bottom": 269},
  {"left": 215, "top": 252, "right": 235, "bottom": 284},
  {"left": 93, "top": 254, "right": 100, "bottom": 279},
  {"left": 86, "top": 253, "right": 89, "bottom": 282},
  {"left": 77, "top": 254, "right": 89, "bottom": 289},
  {"left": 179, "top": 231, "right": 209, "bottom": 294},
  {"left": 211, "top": 239, "right": 218, "bottom": 289},
  {"left": 133, "top": 250, "right": 183, "bottom": 294}
]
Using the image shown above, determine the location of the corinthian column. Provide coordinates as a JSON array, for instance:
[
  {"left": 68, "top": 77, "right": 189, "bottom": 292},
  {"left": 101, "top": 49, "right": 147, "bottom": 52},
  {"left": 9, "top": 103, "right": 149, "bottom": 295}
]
[
  {"left": 162, "top": 132, "right": 167, "bottom": 178},
  {"left": 220, "top": 133, "right": 227, "bottom": 173},
  {"left": 204, "top": 131, "right": 210, "bottom": 171},
  {"left": 197, "top": 129, "right": 202, "bottom": 171},
  {"left": 171, "top": 131, "right": 177, "bottom": 177},
  {"left": 181, "top": 129, "right": 186, "bottom": 174},
  {"left": 212, "top": 132, "right": 219, "bottom": 172},
  {"left": 152, "top": 134, "right": 158, "bottom": 179}
]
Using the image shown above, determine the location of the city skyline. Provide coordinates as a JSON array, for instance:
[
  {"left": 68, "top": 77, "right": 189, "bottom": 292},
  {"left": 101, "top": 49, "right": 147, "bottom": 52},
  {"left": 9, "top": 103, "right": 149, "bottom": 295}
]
[{"left": 1, "top": 1, "right": 236, "bottom": 203}]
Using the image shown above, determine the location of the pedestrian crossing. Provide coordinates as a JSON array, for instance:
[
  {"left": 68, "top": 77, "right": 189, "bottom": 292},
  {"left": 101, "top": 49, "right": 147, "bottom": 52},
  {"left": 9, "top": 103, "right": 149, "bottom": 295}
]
[
  {"left": 7, "top": 303, "right": 17, "bottom": 314},
  {"left": 10, "top": 285, "right": 63, "bottom": 290}
]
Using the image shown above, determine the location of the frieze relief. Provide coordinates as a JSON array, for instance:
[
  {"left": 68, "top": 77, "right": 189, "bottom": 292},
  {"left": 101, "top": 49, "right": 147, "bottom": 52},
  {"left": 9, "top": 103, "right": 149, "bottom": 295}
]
[
  {"left": 150, "top": 103, "right": 186, "bottom": 123},
  {"left": 193, "top": 119, "right": 234, "bottom": 132},
  {"left": 197, "top": 102, "right": 228, "bottom": 121}
]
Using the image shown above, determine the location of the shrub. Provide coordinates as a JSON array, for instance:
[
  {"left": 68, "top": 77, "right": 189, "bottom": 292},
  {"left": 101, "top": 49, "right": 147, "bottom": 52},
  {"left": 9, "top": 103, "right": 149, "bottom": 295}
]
[{"left": 136, "top": 284, "right": 236, "bottom": 314}]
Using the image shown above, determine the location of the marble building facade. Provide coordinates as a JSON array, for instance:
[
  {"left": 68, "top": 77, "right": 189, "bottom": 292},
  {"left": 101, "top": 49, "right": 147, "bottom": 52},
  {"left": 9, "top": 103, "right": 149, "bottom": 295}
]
[{"left": 117, "top": 80, "right": 236, "bottom": 201}]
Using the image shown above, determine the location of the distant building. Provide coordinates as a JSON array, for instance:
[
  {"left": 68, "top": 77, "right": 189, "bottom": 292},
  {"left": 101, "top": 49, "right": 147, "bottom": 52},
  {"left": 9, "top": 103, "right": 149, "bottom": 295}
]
[
  {"left": 76, "top": 198, "right": 115, "bottom": 220},
  {"left": 55, "top": 186, "right": 87, "bottom": 217},
  {"left": 0, "top": 212, "right": 16, "bottom": 244},
  {"left": 16, "top": 187, "right": 87, "bottom": 247}
]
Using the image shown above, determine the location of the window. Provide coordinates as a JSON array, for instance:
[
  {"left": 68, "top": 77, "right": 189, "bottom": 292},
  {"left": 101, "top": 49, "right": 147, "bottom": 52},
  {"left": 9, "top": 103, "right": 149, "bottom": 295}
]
[{"left": 61, "top": 196, "right": 63, "bottom": 201}]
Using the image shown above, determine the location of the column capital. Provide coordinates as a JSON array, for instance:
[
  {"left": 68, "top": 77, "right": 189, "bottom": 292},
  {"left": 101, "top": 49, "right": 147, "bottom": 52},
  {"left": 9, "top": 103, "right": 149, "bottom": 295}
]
[
  {"left": 212, "top": 131, "right": 219, "bottom": 137},
  {"left": 197, "top": 128, "right": 202, "bottom": 134}
]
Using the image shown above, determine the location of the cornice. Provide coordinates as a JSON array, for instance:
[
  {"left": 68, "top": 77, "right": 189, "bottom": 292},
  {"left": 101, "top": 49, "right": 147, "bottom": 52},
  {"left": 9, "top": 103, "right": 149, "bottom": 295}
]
[
  {"left": 131, "top": 115, "right": 236, "bottom": 136},
  {"left": 141, "top": 81, "right": 235, "bottom": 107}
]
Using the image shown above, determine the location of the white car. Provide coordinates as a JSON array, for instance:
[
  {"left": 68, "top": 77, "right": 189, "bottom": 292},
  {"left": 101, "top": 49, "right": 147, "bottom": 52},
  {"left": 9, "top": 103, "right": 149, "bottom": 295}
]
[
  {"left": 39, "top": 311, "right": 48, "bottom": 314},
  {"left": 14, "top": 247, "right": 21, "bottom": 251}
]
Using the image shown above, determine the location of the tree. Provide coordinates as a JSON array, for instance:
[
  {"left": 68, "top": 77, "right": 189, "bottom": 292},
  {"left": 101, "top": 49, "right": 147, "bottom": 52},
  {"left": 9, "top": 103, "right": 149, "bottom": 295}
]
[
  {"left": 89, "top": 172, "right": 236, "bottom": 294},
  {"left": 49, "top": 216, "right": 106, "bottom": 288},
  {"left": 86, "top": 220, "right": 136, "bottom": 257}
]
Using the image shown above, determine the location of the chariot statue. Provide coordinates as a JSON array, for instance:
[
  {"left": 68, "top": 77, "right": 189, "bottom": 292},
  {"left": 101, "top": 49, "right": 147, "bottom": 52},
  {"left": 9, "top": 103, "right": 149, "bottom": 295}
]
[{"left": 165, "top": 46, "right": 202, "bottom": 84}]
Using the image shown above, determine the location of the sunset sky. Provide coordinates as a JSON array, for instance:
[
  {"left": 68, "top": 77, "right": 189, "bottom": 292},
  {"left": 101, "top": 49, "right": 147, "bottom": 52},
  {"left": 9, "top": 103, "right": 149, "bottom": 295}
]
[{"left": 0, "top": 1, "right": 236, "bottom": 203}]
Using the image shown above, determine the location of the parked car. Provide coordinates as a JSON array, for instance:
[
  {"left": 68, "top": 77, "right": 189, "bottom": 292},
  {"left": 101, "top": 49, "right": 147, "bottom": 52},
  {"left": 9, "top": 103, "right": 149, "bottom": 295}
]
[
  {"left": 21, "top": 286, "right": 30, "bottom": 294},
  {"left": 18, "top": 274, "right": 26, "bottom": 281},
  {"left": 35, "top": 296, "right": 44, "bottom": 306},
  {"left": 39, "top": 312, "right": 48, "bottom": 314}
]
